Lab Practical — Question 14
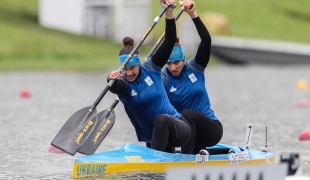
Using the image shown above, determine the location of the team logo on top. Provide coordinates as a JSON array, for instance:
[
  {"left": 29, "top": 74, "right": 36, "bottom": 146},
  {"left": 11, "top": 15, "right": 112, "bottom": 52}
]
[
  {"left": 131, "top": 89, "right": 137, "bottom": 96},
  {"left": 170, "top": 86, "right": 177, "bottom": 93},
  {"left": 188, "top": 73, "right": 197, "bottom": 83},
  {"left": 144, "top": 76, "right": 153, "bottom": 86}
]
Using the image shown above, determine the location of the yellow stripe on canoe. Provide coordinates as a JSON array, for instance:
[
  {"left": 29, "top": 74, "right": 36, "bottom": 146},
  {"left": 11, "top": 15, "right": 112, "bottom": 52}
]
[{"left": 72, "top": 157, "right": 275, "bottom": 178}]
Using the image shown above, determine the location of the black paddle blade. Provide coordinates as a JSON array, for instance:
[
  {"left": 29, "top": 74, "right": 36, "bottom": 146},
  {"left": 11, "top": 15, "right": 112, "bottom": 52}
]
[
  {"left": 77, "top": 109, "right": 115, "bottom": 155},
  {"left": 51, "top": 106, "right": 98, "bottom": 155}
]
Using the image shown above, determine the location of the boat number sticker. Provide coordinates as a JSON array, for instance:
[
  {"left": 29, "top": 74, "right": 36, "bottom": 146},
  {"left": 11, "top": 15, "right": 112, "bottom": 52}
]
[
  {"left": 124, "top": 156, "right": 145, "bottom": 163},
  {"left": 196, "top": 154, "right": 208, "bottom": 163},
  {"left": 228, "top": 151, "right": 249, "bottom": 164}
]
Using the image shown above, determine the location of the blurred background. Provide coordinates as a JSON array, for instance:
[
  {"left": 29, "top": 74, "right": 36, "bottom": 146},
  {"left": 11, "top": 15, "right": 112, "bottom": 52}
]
[
  {"left": 1, "top": 0, "right": 309, "bottom": 71},
  {"left": 1, "top": 0, "right": 310, "bottom": 179}
]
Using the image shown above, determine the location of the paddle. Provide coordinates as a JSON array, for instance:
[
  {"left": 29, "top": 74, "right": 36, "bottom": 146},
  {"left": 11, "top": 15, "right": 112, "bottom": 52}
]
[
  {"left": 77, "top": 98, "right": 119, "bottom": 155},
  {"left": 51, "top": 1, "right": 172, "bottom": 156},
  {"left": 76, "top": 9, "right": 184, "bottom": 155}
]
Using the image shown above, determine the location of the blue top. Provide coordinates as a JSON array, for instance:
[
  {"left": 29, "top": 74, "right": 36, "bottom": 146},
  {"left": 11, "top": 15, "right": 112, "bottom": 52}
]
[
  {"left": 162, "top": 57, "right": 217, "bottom": 120},
  {"left": 118, "top": 58, "right": 181, "bottom": 143}
]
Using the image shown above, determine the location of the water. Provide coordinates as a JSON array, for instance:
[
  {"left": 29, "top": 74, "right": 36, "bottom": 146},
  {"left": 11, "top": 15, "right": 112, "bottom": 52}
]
[{"left": 1, "top": 64, "right": 310, "bottom": 179}]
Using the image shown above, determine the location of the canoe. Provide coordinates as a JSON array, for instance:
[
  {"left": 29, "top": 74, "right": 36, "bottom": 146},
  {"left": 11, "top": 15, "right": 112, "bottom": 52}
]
[{"left": 72, "top": 142, "right": 275, "bottom": 178}]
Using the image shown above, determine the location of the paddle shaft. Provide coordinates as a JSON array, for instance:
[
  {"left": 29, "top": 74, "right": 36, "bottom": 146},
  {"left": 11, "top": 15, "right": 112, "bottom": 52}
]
[
  {"left": 107, "top": 98, "right": 119, "bottom": 116},
  {"left": 77, "top": 5, "right": 182, "bottom": 155},
  {"left": 97, "top": 9, "right": 183, "bottom": 113},
  {"left": 91, "top": 8, "right": 183, "bottom": 127},
  {"left": 90, "top": 2, "right": 172, "bottom": 111},
  {"left": 144, "top": 9, "right": 184, "bottom": 60}
]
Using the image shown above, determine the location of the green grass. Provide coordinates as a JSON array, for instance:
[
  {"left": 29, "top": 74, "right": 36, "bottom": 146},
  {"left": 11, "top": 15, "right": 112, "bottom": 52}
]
[
  {"left": 0, "top": 0, "right": 310, "bottom": 71},
  {"left": 0, "top": 0, "right": 151, "bottom": 71},
  {"left": 151, "top": 0, "right": 310, "bottom": 42},
  {"left": 0, "top": 18, "right": 122, "bottom": 71}
]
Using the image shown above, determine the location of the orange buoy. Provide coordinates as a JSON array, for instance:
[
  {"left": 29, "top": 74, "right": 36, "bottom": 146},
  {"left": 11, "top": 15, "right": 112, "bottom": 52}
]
[
  {"left": 296, "top": 99, "right": 308, "bottom": 108},
  {"left": 299, "top": 130, "right": 310, "bottom": 141},
  {"left": 20, "top": 89, "right": 31, "bottom": 98},
  {"left": 296, "top": 79, "right": 307, "bottom": 91}
]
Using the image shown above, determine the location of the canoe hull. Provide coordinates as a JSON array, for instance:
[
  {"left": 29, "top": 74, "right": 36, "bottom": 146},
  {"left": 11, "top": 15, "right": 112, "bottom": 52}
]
[
  {"left": 72, "top": 143, "right": 275, "bottom": 178},
  {"left": 73, "top": 158, "right": 275, "bottom": 178}
]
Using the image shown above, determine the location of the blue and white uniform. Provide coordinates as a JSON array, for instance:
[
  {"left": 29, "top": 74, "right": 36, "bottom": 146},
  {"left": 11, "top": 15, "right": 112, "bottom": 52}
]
[
  {"left": 119, "top": 59, "right": 181, "bottom": 142},
  {"left": 109, "top": 19, "right": 191, "bottom": 153},
  {"left": 162, "top": 59, "right": 217, "bottom": 120},
  {"left": 162, "top": 16, "right": 223, "bottom": 154}
]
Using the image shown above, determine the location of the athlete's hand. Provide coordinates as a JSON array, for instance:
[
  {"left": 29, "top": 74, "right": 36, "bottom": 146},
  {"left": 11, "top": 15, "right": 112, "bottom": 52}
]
[
  {"left": 108, "top": 70, "right": 122, "bottom": 80},
  {"left": 179, "top": 0, "right": 197, "bottom": 18},
  {"left": 160, "top": 0, "right": 176, "bottom": 19},
  {"left": 160, "top": 0, "right": 176, "bottom": 7},
  {"left": 179, "top": 0, "right": 195, "bottom": 13}
]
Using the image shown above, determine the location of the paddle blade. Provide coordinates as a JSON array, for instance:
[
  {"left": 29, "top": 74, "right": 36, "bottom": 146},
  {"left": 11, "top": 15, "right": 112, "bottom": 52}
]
[
  {"left": 77, "top": 109, "right": 115, "bottom": 155},
  {"left": 51, "top": 106, "right": 98, "bottom": 155}
]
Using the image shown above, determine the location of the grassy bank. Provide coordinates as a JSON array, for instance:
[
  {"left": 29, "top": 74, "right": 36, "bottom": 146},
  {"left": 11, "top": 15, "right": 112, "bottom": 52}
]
[
  {"left": 0, "top": 0, "right": 309, "bottom": 71},
  {"left": 0, "top": 0, "right": 150, "bottom": 71},
  {"left": 152, "top": 0, "right": 310, "bottom": 42}
]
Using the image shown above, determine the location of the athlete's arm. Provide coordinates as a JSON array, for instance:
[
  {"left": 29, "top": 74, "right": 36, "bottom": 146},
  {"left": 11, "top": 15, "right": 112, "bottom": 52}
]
[
  {"left": 151, "top": 18, "right": 177, "bottom": 67},
  {"left": 107, "top": 70, "right": 126, "bottom": 94},
  {"left": 193, "top": 16, "right": 212, "bottom": 67},
  {"left": 108, "top": 79, "right": 125, "bottom": 94}
]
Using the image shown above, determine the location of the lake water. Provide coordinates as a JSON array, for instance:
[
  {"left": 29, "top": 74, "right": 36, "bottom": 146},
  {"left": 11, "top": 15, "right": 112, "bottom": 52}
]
[{"left": 1, "top": 64, "right": 310, "bottom": 179}]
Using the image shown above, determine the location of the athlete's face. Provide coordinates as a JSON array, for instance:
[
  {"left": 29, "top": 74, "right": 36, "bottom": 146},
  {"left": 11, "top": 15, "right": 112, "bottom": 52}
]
[
  {"left": 122, "top": 65, "right": 139, "bottom": 82},
  {"left": 166, "top": 60, "right": 184, "bottom": 76}
]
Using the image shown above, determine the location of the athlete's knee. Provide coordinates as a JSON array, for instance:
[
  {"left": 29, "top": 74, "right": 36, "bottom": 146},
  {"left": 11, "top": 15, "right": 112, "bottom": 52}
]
[
  {"left": 154, "top": 114, "right": 171, "bottom": 128},
  {"left": 181, "top": 110, "right": 195, "bottom": 127},
  {"left": 181, "top": 109, "right": 193, "bottom": 116},
  {"left": 181, "top": 109, "right": 194, "bottom": 121}
]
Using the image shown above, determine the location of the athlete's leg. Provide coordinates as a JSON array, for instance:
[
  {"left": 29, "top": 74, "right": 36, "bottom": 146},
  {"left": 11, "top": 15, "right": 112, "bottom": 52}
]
[
  {"left": 151, "top": 114, "right": 191, "bottom": 153},
  {"left": 147, "top": 142, "right": 175, "bottom": 153},
  {"left": 182, "top": 109, "right": 223, "bottom": 154},
  {"left": 180, "top": 110, "right": 196, "bottom": 154},
  {"left": 151, "top": 114, "right": 170, "bottom": 152}
]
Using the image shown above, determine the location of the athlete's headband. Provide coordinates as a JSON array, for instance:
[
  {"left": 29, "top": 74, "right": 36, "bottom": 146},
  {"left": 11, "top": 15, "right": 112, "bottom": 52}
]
[
  {"left": 119, "top": 54, "right": 141, "bottom": 66},
  {"left": 168, "top": 46, "right": 185, "bottom": 62}
]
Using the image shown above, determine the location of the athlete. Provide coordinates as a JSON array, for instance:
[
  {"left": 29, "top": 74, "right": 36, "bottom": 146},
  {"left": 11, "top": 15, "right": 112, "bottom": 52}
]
[
  {"left": 107, "top": 0, "right": 191, "bottom": 153},
  {"left": 161, "top": 0, "right": 223, "bottom": 154}
]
